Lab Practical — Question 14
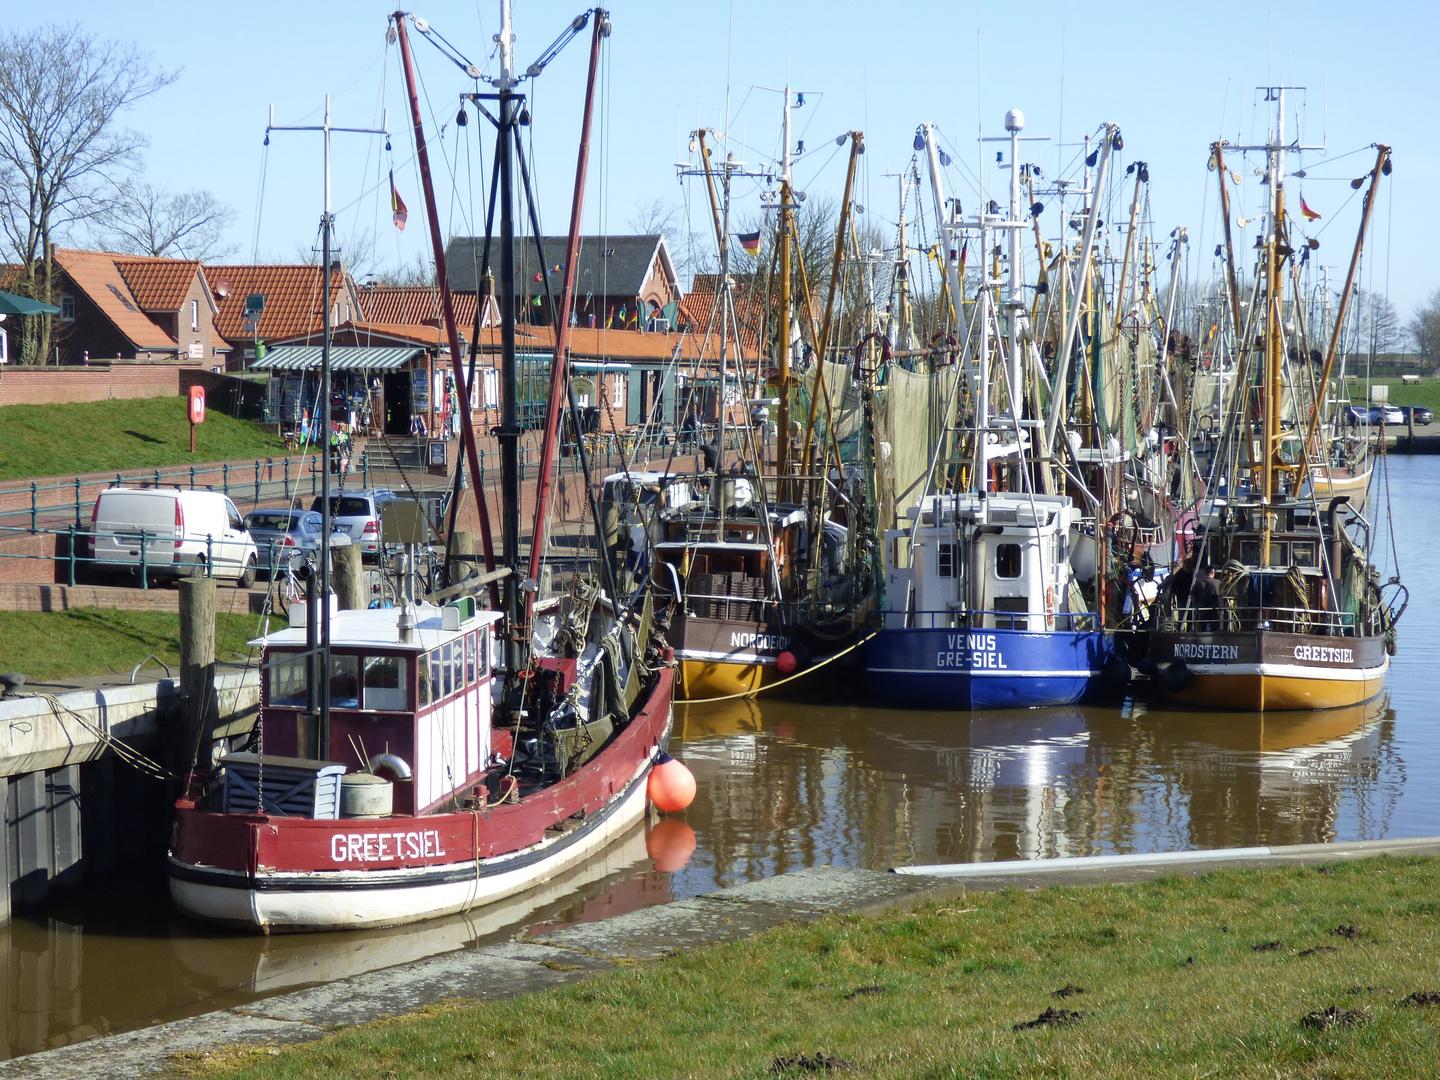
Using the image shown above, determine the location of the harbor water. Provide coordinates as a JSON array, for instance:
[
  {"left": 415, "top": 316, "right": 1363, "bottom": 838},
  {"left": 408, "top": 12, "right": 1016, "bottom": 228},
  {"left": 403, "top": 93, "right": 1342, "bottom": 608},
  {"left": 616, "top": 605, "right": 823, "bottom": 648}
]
[{"left": 1, "top": 454, "right": 1434, "bottom": 1060}]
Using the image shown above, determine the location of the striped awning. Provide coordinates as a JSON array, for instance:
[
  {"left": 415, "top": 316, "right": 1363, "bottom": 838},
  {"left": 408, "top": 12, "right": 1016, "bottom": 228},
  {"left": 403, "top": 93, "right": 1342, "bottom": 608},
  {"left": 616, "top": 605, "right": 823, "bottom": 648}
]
[{"left": 250, "top": 346, "right": 424, "bottom": 371}]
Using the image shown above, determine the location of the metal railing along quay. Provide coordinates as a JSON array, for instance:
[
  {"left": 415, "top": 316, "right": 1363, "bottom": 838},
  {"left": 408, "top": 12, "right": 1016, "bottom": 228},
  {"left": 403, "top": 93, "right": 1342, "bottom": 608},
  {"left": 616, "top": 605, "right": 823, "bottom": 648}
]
[{"left": 0, "top": 425, "right": 742, "bottom": 536}]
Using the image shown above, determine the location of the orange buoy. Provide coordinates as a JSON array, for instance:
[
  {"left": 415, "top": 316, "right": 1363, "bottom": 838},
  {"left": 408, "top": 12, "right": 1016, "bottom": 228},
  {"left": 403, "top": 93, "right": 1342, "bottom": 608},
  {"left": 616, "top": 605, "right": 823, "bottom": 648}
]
[
  {"left": 646, "top": 819, "right": 697, "bottom": 872},
  {"left": 647, "top": 752, "right": 696, "bottom": 812},
  {"left": 776, "top": 650, "right": 798, "bottom": 674}
]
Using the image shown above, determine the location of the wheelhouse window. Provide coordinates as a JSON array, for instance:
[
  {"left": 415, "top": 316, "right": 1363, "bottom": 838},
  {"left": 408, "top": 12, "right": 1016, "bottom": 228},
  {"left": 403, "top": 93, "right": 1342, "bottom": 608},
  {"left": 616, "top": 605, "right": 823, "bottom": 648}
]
[
  {"left": 329, "top": 654, "right": 360, "bottom": 709},
  {"left": 937, "top": 542, "right": 956, "bottom": 578},
  {"left": 267, "top": 652, "right": 308, "bottom": 706},
  {"left": 363, "top": 655, "right": 407, "bottom": 711},
  {"left": 995, "top": 543, "right": 1022, "bottom": 579}
]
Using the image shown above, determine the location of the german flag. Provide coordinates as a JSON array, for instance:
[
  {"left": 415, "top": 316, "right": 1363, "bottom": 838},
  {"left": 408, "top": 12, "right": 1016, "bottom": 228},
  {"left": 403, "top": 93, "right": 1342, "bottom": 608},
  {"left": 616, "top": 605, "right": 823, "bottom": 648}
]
[
  {"left": 1299, "top": 196, "right": 1321, "bottom": 221},
  {"left": 737, "top": 231, "right": 762, "bottom": 255}
]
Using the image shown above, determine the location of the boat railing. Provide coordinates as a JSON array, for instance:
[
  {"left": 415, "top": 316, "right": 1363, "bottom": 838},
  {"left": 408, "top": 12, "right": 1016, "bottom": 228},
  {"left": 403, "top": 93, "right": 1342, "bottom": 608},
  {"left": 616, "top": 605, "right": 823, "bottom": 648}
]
[
  {"left": 680, "top": 589, "right": 798, "bottom": 626},
  {"left": 1161, "top": 603, "right": 1358, "bottom": 636},
  {"left": 889, "top": 609, "right": 1101, "bottom": 632}
]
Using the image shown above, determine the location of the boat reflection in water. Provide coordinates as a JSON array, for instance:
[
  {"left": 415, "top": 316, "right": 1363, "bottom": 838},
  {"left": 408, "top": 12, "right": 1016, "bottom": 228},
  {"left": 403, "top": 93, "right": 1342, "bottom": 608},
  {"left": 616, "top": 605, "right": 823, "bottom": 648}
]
[
  {"left": 673, "top": 691, "right": 1397, "bottom": 881},
  {"left": 0, "top": 825, "right": 665, "bottom": 1060}
]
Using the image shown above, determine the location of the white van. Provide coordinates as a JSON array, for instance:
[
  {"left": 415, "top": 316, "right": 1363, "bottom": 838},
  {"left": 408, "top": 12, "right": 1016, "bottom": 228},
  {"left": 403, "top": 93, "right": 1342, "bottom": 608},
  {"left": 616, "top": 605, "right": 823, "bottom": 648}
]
[{"left": 91, "top": 488, "right": 259, "bottom": 586}]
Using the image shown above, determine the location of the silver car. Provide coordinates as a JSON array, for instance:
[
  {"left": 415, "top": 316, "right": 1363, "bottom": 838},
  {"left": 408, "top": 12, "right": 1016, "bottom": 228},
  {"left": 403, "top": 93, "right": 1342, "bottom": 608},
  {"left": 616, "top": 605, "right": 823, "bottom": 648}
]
[
  {"left": 245, "top": 509, "right": 351, "bottom": 574},
  {"left": 309, "top": 489, "right": 397, "bottom": 558}
]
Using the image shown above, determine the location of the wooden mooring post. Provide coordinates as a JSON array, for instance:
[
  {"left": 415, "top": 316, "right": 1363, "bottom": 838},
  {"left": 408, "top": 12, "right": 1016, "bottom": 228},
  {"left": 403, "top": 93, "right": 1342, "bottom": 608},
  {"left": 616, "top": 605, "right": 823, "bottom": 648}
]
[{"left": 178, "top": 577, "right": 218, "bottom": 774}]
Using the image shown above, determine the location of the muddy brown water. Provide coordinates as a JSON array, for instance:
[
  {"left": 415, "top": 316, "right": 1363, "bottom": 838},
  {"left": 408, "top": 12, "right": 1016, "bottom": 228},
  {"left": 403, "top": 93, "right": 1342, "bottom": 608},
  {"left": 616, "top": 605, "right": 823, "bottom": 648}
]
[{"left": 2, "top": 456, "right": 1435, "bottom": 1060}]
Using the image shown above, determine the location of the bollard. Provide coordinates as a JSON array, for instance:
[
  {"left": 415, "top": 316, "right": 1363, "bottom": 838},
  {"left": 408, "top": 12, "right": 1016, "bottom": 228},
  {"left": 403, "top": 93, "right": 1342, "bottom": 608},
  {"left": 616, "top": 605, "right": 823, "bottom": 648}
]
[
  {"left": 190, "top": 465, "right": 195, "bottom": 490},
  {"left": 178, "top": 577, "right": 219, "bottom": 772},
  {"left": 331, "top": 542, "right": 365, "bottom": 610}
]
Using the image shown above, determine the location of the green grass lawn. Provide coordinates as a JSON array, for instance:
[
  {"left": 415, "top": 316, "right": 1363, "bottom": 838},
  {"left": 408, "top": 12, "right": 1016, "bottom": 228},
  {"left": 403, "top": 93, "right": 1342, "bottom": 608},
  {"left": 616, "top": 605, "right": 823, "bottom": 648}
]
[
  {"left": 1348, "top": 375, "right": 1440, "bottom": 415},
  {"left": 193, "top": 856, "right": 1440, "bottom": 1080},
  {"left": 0, "top": 608, "right": 264, "bottom": 682},
  {"left": 0, "top": 396, "right": 292, "bottom": 482}
]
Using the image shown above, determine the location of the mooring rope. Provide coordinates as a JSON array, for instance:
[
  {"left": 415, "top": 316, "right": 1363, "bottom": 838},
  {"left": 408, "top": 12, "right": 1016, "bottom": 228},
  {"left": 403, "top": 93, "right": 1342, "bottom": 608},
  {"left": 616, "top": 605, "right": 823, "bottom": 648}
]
[{"left": 680, "top": 630, "right": 877, "bottom": 705}]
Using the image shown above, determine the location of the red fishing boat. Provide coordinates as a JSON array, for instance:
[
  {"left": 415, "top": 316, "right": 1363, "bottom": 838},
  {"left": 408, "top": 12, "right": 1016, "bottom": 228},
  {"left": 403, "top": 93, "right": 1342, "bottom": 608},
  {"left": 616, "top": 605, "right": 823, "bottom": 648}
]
[{"left": 168, "top": 4, "right": 679, "bottom": 932}]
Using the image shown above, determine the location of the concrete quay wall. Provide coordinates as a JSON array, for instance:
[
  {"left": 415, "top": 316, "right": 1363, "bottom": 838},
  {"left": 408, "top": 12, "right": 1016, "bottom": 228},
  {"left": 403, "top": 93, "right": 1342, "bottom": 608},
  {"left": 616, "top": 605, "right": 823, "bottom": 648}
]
[{"left": 0, "top": 670, "right": 259, "bottom": 924}]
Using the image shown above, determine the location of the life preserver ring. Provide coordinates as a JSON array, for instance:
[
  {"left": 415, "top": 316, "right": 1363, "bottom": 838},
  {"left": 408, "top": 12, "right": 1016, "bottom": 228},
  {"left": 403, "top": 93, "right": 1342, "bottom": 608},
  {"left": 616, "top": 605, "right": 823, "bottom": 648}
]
[{"left": 1045, "top": 585, "right": 1057, "bottom": 631}]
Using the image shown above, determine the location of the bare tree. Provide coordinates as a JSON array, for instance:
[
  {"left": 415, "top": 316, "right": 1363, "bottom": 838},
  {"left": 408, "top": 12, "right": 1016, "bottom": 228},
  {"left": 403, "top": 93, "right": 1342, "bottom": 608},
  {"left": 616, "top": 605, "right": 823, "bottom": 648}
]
[
  {"left": 0, "top": 24, "right": 176, "bottom": 363},
  {"left": 626, "top": 197, "right": 681, "bottom": 239},
  {"left": 1354, "top": 288, "right": 1402, "bottom": 359},
  {"left": 372, "top": 252, "right": 436, "bottom": 288},
  {"left": 100, "top": 182, "right": 236, "bottom": 260},
  {"left": 1409, "top": 288, "right": 1440, "bottom": 371}
]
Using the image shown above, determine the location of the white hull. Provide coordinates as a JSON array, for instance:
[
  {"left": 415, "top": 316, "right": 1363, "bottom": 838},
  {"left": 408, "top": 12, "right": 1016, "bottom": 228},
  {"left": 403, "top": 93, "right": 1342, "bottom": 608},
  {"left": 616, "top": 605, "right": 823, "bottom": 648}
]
[{"left": 170, "top": 754, "right": 657, "bottom": 933}]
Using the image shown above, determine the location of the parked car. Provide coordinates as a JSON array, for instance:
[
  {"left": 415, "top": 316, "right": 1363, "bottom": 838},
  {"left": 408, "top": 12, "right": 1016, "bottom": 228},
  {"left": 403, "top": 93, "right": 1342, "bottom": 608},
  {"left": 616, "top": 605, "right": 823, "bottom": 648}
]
[
  {"left": 243, "top": 509, "right": 351, "bottom": 574},
  {"left": 309, "top": 489, "right": 397, "bottom": 557},
  {"left": 1398, "top": 405, "right": 1434, "bottom": 426},
  {"left": 1340, "top": 405, "right": 1370, "bottom": 426},
  {"left": 1370, "top": 404, "right": 1405, "bottom": 426},
  {"left": 91, "top": 488, "right": 258, "bottom": 586}
]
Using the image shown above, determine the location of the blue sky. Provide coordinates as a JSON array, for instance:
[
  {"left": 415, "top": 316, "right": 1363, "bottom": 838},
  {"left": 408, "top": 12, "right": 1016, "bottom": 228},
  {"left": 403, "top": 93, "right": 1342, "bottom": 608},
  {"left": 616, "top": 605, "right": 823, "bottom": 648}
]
[{"left": 23, "top": 1, "right": 1438, "bottom": 322}]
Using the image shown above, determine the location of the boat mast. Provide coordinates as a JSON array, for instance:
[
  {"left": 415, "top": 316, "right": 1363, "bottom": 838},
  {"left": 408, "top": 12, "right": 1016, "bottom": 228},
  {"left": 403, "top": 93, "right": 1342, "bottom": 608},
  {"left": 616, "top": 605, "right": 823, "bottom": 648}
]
[
  {"left": 1260, "top": 90, "right": 1286, "bottom": 564},
  {"left": 1005, "top": 110, "right": 1025, "bottom": 429},
  {"left": 526, "top": 9, "right": 608, "bottom": 593},
  {"left": 1300, "top": 144, "right": 1390, "bottom": 480},
  {"left": 392, "top": 13, "right": 500, "bottom": 609},
  {"left": 777, "top": 85, "right": 794, "bottom": 498},
  {"left": 493, "top": 0, "right": 522, "bottom": 672},
  {"left": 265, "top": 95, "right": 388, "bottom": 758}
]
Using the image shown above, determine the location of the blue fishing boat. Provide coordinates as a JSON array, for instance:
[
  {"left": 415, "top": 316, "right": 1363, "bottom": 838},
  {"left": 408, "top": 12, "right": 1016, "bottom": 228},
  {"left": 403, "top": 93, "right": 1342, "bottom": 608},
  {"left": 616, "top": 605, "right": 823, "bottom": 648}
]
[
  {"left": 861, "top": 116, "right": 1119, "bottom": 710},
  {"left": 866, "top": 491, "right": 1113, "bottom": 708}
]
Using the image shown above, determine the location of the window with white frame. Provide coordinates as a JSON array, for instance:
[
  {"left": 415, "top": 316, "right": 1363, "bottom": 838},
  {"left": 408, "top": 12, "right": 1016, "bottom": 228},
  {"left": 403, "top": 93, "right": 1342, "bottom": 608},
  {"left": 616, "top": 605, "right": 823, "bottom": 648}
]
[{"left": 190, "top": 299, "right": 199, "bottom": 330}]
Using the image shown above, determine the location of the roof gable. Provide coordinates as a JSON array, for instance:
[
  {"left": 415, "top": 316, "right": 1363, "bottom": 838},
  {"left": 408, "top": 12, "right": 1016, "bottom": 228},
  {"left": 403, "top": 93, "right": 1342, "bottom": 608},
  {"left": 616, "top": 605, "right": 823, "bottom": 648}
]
[{"left": 52, "top": 249, "right": 177, "bottom": 350}]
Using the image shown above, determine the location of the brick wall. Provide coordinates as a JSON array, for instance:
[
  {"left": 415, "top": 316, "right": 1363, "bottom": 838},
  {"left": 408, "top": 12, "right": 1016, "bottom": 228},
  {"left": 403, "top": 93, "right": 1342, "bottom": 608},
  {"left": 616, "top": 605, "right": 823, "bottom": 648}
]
[{"left": 0, "top": 364, "right": 209, "bottom": 407}]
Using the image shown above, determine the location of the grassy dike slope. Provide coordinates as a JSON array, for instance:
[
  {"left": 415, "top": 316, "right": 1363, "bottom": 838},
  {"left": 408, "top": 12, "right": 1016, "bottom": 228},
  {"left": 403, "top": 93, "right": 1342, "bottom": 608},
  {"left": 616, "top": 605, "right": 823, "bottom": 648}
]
[
  {"left": 0, "top": 609, "right": 263, "bottom": 681},
  {"left": 196, "top": 857, "right": 1440, "bottom": 1080},
  {"left": 0, "top": 396, "right": 289, "bottom": 482}
]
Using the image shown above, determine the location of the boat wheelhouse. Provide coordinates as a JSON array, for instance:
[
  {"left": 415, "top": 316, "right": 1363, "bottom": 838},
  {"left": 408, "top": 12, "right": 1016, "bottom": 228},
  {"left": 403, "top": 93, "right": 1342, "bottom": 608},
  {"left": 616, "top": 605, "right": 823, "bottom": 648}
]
[
  {"left": 652, "top": 475, "right": 808, "bottom": 699},
  {"left": 169, "top": 601, "right": 673, "bottom": 932},
  {"left": 1151, "top": 497, "right": 1393, "bottom": 711},
  {"left": 867, "top": 491, "right": 1112, "bottom": 709}
]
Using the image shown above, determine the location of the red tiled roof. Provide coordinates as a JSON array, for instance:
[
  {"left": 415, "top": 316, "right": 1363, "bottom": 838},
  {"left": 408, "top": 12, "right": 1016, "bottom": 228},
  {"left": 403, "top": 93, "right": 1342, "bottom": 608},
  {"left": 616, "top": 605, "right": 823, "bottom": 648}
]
[
  {"left": 114, "top": 256, "right": 201, "bottom": 312},
  {"left": 52, "top": 249, "right": 176, "bottom": 350},
  {"left": 678, "top": 274, "right": 764, "bottom": 358},
  {"left": 355, "top": 285, "right": 494, "bottom": 331},
  {"left": 206, "top": 265, "right": 353, "bottom": 342},
  {"left": 270, "top": 320, "right": 460, "bottom": 350},
  {"left": 462, "top": 324, "right": 754, "bottom": 365}
]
